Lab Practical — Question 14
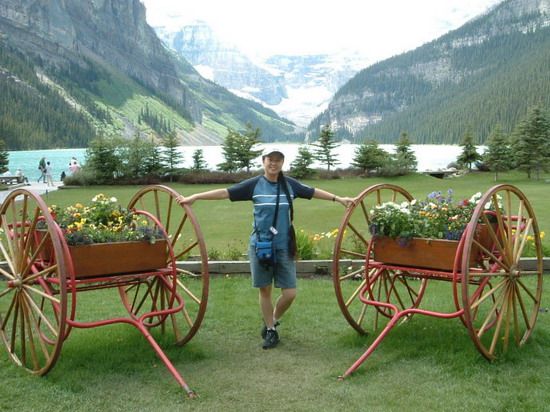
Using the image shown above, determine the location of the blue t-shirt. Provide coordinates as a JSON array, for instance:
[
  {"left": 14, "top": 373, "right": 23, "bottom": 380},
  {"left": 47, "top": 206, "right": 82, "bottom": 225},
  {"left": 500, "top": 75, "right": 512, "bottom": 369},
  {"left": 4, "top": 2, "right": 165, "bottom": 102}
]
[{"left": 227, "top": 175, "right": 315, "bottom": 249}]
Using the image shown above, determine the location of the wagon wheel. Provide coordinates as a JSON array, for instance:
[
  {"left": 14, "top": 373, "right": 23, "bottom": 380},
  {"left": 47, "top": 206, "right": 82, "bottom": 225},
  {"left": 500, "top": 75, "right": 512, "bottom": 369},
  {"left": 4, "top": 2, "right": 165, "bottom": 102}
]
[
  {"left": 0, "top": 189, "right": 69, "bottom": 375},
  {"left": 461, "top": 185, "right": 543, "bottom": 360},
  {"left": 125, "top": 185, "right": 209, "bottom": 346},
  {"left": 332, "top": 183, "right": 427, "bottom": 334}
]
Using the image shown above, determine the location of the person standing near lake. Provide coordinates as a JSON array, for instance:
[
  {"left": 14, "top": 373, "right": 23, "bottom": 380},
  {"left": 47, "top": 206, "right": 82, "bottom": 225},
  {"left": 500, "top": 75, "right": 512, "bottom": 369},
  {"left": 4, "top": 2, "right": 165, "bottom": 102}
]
[
  {"left": 37, "top": 157, "right": 47, "bottom": 183},
  {"left": 45, "top": 161, "right": 54, "bottom": 187},
  {"left": 177, "top": 148, "right": 355, "bottom": 349}
]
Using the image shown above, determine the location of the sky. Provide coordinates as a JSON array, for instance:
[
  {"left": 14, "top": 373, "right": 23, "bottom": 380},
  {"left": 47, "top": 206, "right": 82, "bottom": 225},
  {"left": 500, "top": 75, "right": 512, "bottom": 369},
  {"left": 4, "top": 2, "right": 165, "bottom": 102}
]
[{"left": 141, "top": 0, "right": 503, "bottom": 61}]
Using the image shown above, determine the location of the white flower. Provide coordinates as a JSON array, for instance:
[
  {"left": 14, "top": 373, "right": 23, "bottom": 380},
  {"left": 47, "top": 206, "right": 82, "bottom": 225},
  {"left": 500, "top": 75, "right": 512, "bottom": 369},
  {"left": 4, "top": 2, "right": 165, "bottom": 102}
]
[
  {"left": 110, "top": 197, "right": 117, "bottom": 203},
  {"left": 469, "top": 192, "right": 482, "bottom": 203}
]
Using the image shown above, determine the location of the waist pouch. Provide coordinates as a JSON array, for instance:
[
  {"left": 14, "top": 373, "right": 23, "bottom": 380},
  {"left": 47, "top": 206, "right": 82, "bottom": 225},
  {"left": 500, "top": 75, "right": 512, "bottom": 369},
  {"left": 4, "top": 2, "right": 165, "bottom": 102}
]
[{"left": 255, "top": 240, "right": 275, "bottom": 266}]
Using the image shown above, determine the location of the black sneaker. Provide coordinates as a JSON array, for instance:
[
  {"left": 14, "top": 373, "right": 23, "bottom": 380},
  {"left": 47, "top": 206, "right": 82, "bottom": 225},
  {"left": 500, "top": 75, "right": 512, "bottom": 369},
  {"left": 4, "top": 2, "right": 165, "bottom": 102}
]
[
  {"left": 261, "top": 321, "right": 280, "bottom": 339},
  {"left": 262, "top": 328, "right": 279, "bottom": 349}
]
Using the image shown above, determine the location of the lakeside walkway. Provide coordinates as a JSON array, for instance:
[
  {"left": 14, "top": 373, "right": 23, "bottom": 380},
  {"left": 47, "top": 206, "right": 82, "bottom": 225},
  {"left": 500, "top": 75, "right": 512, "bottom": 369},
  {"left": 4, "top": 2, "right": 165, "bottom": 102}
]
[{"left": 0, "top": 181, "right": 61, "bottom": 204}]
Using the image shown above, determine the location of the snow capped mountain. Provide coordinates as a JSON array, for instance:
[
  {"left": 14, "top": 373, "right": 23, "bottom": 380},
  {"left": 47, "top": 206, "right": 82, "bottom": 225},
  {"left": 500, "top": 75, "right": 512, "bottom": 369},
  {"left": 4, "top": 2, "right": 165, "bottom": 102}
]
[{"left": 153, "top": 21, "right": 369, "bottom": 126}]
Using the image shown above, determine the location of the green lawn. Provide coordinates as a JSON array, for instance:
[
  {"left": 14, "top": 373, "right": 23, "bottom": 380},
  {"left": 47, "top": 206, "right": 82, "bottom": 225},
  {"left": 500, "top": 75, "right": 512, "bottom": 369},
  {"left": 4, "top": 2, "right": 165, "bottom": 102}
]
[{"left": 1, "top": 277, "right": 549, "bottom": 411}]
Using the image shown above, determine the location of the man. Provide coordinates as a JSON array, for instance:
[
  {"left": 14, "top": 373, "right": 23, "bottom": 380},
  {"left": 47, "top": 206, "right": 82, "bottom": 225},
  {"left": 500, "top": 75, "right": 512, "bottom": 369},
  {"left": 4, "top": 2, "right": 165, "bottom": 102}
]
[{"left": 177, "top": 148, "right": 354, "bottom": 349}]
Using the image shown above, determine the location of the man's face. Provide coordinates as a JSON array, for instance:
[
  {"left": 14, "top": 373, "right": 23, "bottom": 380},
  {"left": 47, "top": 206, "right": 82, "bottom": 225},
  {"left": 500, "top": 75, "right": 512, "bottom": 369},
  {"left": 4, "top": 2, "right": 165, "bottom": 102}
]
[{"left": 263, "top": 154, "right": 284, "bottom": 175}]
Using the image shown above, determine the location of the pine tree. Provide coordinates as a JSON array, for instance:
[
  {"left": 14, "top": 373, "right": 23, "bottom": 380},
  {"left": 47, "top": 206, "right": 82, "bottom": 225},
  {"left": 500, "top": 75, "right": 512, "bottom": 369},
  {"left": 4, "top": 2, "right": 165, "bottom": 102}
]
[
  {"left": 484, "top": 125, "right": 511, "bottom": 181},
  {"left": 218, "top": 124, "right": 262, "bottom": 172},
  {"left": 85, "top": 135, "right": 121, "bottom": 184},
  {"left": 457, "top": 129, "right": 481, "bottom": 171},
  {"left": 510, "top": 106, "right": 550, "bottom": 179},
  {"left": 352, "top": 139, "right": 389, "bottom": 176},
  {"left": 191, "top": 149, "right": 208, "bottom": 171},
  {"left": 311, "top": 125, "right": 340, "bottom": 171},
  {"left": 290, "top": 145, "right": 315, "bottom": 178},
  {"left": 161, "top": 131, "right": 183, "bottom": 181},
  {"left": 394, "top": 132, "right": 417, "bottom": 173},
  {"left": 0, "top": 139, "right": 9, "bottom": 174}
]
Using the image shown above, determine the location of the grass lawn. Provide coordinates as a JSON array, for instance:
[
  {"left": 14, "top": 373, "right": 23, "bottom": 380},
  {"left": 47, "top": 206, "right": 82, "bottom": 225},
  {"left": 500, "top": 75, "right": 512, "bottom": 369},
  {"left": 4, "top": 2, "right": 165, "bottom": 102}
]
[{"left": 1, "top": 276, "right": 549, "bottom": 411}]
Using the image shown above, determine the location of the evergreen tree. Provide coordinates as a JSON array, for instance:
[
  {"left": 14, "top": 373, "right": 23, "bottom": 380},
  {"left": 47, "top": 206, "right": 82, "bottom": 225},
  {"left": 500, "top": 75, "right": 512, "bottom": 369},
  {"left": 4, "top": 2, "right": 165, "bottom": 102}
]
[
  {"left": 218, "top": 124, "right": 262, "bottom": 172},
  {"left": 394, "top": 132, "right": 417, "bottom": 173},
  {"left": 191, "top": 149, "right": 208, "bottom": 171},
  {"left": 457, "top": 129, "right": 481, "bottom": 171},
  {"left": 311, "top": 125, "right": 340, "bottom": 171},
  {"left": 0, "top": 139, "right": 9, "bottom": 174},
  {"left": 352, "top": 139, "right": 389, "bottom": 176},
  {"left": 142, "top": 137, "right": 162, "bottom": 176},
  {"left": 161, "top": 131, "right": 183, "bottom": 181},
  {"left": 483, "top": 124, "right": 511, "bottom": 181},
  {"left": 85, "top": 136, "right": 121, "bottom": 184},
  {"left": 510, "top": 106, "right": 550, "bottom": 179},
  {"left": 290, "top": 145, "right": 315, "bottom": 178}
]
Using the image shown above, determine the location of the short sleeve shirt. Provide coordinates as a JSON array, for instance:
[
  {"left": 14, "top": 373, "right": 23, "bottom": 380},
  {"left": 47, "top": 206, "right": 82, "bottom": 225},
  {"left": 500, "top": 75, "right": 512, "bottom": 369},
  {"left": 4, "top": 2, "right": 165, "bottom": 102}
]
[{"left": 227, "top": 175, "right": 315, "bottom": 249}]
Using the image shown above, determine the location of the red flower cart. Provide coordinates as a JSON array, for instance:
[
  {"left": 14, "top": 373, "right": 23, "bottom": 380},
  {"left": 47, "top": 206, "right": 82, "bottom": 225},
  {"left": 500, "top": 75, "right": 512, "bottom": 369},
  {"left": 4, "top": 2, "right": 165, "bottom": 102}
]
[
  {"left": 0, "top": 185, "right": 209, "bottom": 397},
  {"left": 332, "top": 183, "right": 543, "bottom": 378}
]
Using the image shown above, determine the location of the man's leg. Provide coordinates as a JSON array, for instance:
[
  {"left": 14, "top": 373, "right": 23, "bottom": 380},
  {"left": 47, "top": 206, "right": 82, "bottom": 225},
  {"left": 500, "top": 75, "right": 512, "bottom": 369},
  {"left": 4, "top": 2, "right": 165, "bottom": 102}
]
[
  {"left": 274, "top": 288, "right": 296, "bottom": 321},
  {"left": 259, "top": 285, "right": 275, "bottom": 328}
]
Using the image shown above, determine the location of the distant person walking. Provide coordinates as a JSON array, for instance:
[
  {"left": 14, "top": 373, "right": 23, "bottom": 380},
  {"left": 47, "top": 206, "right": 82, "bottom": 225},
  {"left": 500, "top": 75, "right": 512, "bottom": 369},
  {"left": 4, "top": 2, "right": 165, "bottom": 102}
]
[
  {"left": 45, "top": 161, "right": 54, "bottom": 187},
  {"left": 38, "top": 157, "right": 47, "bottom": 183}
]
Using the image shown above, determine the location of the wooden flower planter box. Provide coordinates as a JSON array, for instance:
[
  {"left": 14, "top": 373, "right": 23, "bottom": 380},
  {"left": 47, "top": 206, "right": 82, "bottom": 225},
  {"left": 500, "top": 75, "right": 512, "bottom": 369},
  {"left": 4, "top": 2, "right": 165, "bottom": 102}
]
[
  {"left": 372, "top": 225, "right": 495, "bottom": 271},
  {"left": 68, "top": 240, "right": 168, "bottom": 278},
  {"left": 373, "top": 236, "right": 464, "bottom": 271}
]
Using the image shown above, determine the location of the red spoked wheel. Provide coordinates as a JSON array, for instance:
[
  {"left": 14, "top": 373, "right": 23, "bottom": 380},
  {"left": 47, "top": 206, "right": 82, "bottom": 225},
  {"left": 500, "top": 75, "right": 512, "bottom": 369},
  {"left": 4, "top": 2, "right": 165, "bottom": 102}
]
[
  {"left": 125, "top": 185, "right": 209, "bottom": 346},
  {"left": 460, "top": 185, "right": 543, "bottom": 360},
  {"left": 0, "top": 189, "right": 69, "bottom": 375},
  {"left": 332, "top": 184, "right": 427, "bottom": 334}
]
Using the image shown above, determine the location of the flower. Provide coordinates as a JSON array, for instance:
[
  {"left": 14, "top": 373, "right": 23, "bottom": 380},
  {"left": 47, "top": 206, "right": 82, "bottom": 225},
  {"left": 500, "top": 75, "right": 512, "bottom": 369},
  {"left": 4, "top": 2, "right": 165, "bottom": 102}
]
[
  {"left": 46, "top": 194, "right": 163, "bottom": 246},
  {"left": 369, "top": 190, "right": 487, "bottom": 241}
]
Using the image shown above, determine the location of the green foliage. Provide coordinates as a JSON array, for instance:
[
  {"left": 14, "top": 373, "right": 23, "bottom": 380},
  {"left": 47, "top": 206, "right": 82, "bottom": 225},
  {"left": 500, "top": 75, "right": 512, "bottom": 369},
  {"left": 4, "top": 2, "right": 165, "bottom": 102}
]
[
  {"left": 289, "top": 145, "right": 315, "bottom": 178},
  {"left": 191, "top": 149, "right": 208, "bottom": 171},
  {"left": 484, "top": 124, "right": 511, "bottom": 181},
  {"left": 218, "top": 124, "right": 263, "bottom": 172},
  {"left": 0, "top": 139, "right": 9, "bottom": 174},
  {"left": 161, "top": 131, "right": 183, "bottom": 178},
  {"left": 0, "top": 41, "right": 96, "bottom": 149},
  {"left": 85, "top": 136, "right": 121, "bottom": 183},
  {"left": 457, "top": 129, "right": 481, "bottom": 171},
  {"left": 394, "top": 132, "right": 417, "bottom": 172},
  {"left": 311, "top": 125, "right": 340, "bottom": 170},
  {"left": 138, "top": 103, "right": 173, "bottom": 135},
  {"left": 510, "top": 106, "right": 550, "bottom": 179},
  {"left": 351, "top": 139, "right": 389, "bottom": 175}
]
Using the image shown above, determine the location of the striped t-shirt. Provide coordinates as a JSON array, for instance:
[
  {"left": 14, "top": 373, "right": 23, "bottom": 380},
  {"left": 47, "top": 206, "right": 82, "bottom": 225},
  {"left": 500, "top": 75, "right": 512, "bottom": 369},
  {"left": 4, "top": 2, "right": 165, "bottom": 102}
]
[{"left": 227, "top": 175, "right": 314, "bottom": 249}]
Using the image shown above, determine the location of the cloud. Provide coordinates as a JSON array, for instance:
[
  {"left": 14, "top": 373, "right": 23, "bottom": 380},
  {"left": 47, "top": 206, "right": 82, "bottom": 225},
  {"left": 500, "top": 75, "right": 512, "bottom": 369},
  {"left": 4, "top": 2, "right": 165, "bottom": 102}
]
[{"left": 141, "top": 0, "right": 502, "bottom": 60}]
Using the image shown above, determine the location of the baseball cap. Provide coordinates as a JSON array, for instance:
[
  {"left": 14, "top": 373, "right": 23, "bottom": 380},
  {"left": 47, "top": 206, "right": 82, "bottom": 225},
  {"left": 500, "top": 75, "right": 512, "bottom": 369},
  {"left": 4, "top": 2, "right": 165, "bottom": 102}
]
[{"left": 262, "top": 148, "right": 285, "bottom": 158}]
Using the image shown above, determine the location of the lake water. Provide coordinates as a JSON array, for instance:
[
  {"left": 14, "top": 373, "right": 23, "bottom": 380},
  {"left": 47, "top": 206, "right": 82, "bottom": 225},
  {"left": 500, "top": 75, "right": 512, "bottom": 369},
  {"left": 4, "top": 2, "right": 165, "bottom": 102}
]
[{"left": 7, "top": 144, "right": 466, "bottom": 181}]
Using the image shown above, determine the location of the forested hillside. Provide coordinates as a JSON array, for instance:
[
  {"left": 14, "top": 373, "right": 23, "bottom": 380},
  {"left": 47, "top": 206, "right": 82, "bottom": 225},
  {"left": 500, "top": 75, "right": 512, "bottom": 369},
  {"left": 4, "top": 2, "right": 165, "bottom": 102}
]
[
  {"left": 0, "top": 42, "right": 96, "bottom": 149},
  {"left": 309, "top": 0, "right": 550, "bottom": 143}
]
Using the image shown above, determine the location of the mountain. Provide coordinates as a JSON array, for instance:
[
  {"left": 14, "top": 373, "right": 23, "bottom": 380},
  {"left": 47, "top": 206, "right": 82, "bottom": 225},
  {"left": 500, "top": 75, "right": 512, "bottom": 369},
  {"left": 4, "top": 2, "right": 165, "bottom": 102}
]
[
  {"left": 154, "top": 20, "right": 368, "bottom": 127},
  {"left": 309, "top": 0, "right": 550, "bottom": 144},
  {"left": 0, "top": 0, "right": 297, "bottom": 150}
]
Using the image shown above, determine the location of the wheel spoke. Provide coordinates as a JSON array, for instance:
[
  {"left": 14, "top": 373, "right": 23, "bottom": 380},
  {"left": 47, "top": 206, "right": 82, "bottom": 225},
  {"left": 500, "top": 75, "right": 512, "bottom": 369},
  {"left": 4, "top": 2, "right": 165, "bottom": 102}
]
[
  {"left": 175, "top": 278, "right": 201, "bottom": 305},
  {"left": 344, "top": 278, "right": 367, "bottom": 308},
  {"left": 339, "top": 266, "right": 365, "bottom": 281},
  {"left": 22, "top": 285, "right": 60, "bottom": 305},
  {"left": 470, "top": 278, "right": 507, "bottom": 310}
]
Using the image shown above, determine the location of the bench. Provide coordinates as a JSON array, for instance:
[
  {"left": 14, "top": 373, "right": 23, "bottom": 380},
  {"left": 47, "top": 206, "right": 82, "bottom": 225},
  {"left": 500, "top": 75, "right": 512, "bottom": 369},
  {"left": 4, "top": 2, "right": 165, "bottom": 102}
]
[{"left": 0, "top": 176, "right": 26, "bottom": 185}]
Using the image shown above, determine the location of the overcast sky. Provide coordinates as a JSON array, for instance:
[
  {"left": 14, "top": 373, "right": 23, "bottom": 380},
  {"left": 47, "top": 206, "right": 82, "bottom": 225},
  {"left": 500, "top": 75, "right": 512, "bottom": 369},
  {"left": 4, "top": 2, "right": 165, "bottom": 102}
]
[{"left": 141, "top": 0, "right": 502, "bottom": 61}]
